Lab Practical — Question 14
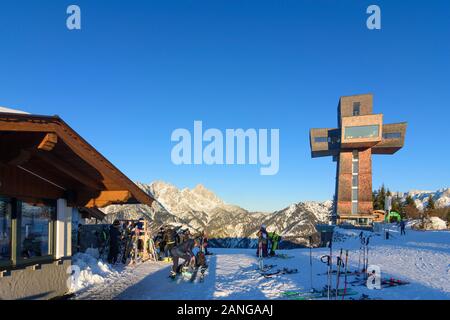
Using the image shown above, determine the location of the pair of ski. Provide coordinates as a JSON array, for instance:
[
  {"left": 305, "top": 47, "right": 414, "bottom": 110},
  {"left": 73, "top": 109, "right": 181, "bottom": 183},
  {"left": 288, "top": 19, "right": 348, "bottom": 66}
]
[
  {"left": 350, "top": 277, "right": 410, "bottom": 288},
  {"left": 282, "top": 287, "right": 358, "bottom": 300},
  {"left": 261, "top": 267, "right": 298, "bottom": 278},
  {"left": 358, "top": 233, "right": 371, "bottom": 275},
  {"left": 257, "top": 264, "right": 277, "bottom": 272},
  {"left": 270, "top": 253, "right": 294, "bottom": 259}
]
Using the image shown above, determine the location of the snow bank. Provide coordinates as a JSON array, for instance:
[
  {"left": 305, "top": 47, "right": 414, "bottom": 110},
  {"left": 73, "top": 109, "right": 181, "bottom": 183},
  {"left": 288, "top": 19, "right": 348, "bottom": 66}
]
[
  {"left": 70, "top": 250, "right": 119, "bottom": 293},
  {"left": 411, "top": 217, "right": 448, "bottom": 231}
]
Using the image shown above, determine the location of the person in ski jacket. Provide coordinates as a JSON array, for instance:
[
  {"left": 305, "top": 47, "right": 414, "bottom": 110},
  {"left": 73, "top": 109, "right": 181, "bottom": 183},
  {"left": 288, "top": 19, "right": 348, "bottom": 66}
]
[
  {"left": 268, "top": 231, "right": 281, "bottom": 256},
  {"left": 154, "top": 226, "right": 166, "bottom": 260},
  {"left": 256, "top": 224, "right": 269, "bottom": 257},
  {"left": 108, "top": 220, "right": 122, "bottom": 264},
  {"left": 400, "top": 219, "right": 406, "bottom": 235},
  {"left": 163, "top": 227, "right": 178, "bottom": 257},
  {"left": 170, "top": 238, "right": 200, "bottom": 275},
  {"left": 201, "top": 231, "right": 211, "bottom": 255}
]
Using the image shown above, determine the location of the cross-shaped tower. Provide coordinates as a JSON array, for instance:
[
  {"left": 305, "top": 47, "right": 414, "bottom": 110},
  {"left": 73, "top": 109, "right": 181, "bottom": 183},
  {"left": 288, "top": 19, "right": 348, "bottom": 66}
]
[{"left": 310, "top": 94, "right": 407, "bottom": 225}]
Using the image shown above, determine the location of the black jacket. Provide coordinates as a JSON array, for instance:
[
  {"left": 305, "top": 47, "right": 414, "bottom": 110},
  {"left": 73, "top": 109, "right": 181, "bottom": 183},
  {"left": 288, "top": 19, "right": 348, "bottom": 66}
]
[{"left": 109, "top": 225, "right": 122, "bottom": 246}]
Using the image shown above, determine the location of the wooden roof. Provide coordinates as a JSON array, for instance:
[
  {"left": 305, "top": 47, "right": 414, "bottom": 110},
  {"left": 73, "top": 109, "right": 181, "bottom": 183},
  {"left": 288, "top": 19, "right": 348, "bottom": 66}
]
[{"left": 0, "top": 111, "right": 154, "bottom": 208}]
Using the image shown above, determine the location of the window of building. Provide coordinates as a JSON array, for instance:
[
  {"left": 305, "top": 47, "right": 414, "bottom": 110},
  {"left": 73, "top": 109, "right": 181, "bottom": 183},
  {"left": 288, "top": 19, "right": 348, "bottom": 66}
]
[
  {"left": 383, "top": 132, "right": 401, "bottom": 139},
  {"left": 20, "top": 201, "right": 55, "bottom": 259},
  {"left": 352, "top": 175, "right": 358, "bottom": 187},
  {"left": 352, "top": 189, "right": 358, "bottom": 201},
  {"left": 345, "top": 125, "right": 379, "bottom": 140},
  {"left": 353, "top": 102, "right": 360, "bottom": 116},
  {"left": 314, "top": 137, "right": 328, "bottom": 143},
  {"left": 352, "top": 161, "right": 359, "bottom": 174},
  {"left": 352, "top": 201, "right": 358, "bottom": 214},
  {"left": 0, "top": 198, "right": 11, "bottom": 263}
]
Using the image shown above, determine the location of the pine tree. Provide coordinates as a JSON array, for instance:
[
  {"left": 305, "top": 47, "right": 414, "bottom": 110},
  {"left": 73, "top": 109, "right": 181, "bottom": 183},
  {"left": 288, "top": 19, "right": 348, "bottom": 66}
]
[
  {"left": 426, "top": 195, "right": 435, "bottom": 210},
  {"left": 405, "top": 195, "right": 415, "bottom": 207},
  {"left": 391, "top": 196, "right": 401, "bottom": 213},
  {"left": 379, "top": 184, "right": 386, "bottom": 211}
]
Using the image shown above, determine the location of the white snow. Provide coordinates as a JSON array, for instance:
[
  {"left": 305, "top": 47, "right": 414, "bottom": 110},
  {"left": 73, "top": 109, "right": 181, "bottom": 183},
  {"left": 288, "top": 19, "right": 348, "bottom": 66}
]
[
  {"left": 72, "top": 227, "right": 450, "bottom": 300},
  {"left": 0, "top": 106, "right": 29, "bottom": 114},
  {"left": 411, "top": 217, "right": 448, "bottom": 230},
  {"left": 70, "top": 250, "right": 121, "bottom": 293}
]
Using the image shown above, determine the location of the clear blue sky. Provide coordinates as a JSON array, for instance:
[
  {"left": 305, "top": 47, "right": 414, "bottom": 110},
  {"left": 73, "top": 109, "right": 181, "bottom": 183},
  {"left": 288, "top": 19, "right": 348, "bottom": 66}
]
[{"left": 0, "top": 1, "right": 449, "bottom": 211}]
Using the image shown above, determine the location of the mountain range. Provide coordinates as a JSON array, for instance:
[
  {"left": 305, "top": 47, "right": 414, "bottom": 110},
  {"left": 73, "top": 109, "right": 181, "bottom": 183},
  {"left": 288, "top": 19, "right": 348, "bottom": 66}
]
[
  {"left": 101, "top": 181, "right": 332, "bottom": 248},
  {"left": 101, "top": 181, "right": 449, "bottom": 248}
]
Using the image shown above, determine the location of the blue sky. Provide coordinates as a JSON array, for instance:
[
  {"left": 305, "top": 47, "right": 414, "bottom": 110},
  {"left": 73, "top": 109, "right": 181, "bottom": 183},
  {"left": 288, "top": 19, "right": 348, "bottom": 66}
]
[{"left": 0, "top": 1, "right": 449, "bottom": 211}]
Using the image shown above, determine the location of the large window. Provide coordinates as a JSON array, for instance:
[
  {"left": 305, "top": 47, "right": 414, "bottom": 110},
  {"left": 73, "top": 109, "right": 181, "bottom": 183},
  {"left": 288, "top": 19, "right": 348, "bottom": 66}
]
[
  {"left": 0, "top": 198, "right": 11, "bottom": 263},
  {"left": 314, "top": 137, "right": 328, "bottom": 143},
  {"left": 345, "top": 125, "right": 379, "bottom": 139},
  {"left": 383, "top": 132, "right": 401, "bottom": 139},
  {"left": 20, "top": 201, "right": 55, "bottom": 259}
]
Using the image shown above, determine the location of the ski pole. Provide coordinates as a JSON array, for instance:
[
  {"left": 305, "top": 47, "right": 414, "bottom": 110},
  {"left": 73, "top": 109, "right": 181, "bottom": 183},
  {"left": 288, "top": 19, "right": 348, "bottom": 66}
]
[
  {"left": 309, "top": 236, "right": 313, "bottom": 292},
  {"left": 361, "top": 236, "right": 366, "bottom": 273},
  {"left": 328, "top": 236, "right": 333, "bottom": 300},
  {"left": 365, "top": 237, "right": 370, "bottom": 280},
  {"left": 342, "top": 250, "right": 349, "bottom": 300},
  {"left": 335, "top": 248, "right": 343, "bottom": 300}
]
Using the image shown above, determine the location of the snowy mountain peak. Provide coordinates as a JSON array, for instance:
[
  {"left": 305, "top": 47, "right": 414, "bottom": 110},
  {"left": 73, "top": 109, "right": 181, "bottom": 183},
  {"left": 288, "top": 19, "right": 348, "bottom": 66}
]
[{"left": 103, "top": 181, "right": 332, "bottom": 248}]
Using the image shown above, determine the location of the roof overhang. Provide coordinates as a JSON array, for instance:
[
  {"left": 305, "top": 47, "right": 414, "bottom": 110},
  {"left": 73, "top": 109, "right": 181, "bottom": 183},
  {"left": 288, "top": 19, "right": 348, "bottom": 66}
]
[{"left": 0, "top": 112, "right": 154, "bottom": 208}]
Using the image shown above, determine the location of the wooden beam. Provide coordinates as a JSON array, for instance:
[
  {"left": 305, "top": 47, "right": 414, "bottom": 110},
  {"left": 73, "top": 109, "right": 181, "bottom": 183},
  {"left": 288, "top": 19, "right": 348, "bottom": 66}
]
[
  {"left": 84, "top": 190, "right": 132, "bottom": 208},
  {"left": 37, "top": 133, "right": 58, "bottom": 151},
  {"left": 33, "top": 151, "right": 103, "bottom": 191}
]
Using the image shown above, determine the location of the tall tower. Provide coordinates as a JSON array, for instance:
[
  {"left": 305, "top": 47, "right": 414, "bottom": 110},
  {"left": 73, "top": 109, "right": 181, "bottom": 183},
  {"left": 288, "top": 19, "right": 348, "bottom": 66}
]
[{"left": 309, "top": 94, "right": 407, "bottom": 225}]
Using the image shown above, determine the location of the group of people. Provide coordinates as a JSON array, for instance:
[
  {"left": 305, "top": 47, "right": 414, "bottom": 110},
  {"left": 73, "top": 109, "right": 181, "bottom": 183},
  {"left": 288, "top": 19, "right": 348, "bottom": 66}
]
[
  {"left": 104, "top": 219, "right": 281, "bottom": 276},
  {"left": 256, "top": 224, "right": 281, "bottom": 258},
  {"left": 107, "top": 218, "right": 146, "bottom": 264},
  {"left": 153, "top": 225, "right": 209, "bottom": 259},
  {"left": 153, "top": 226, "right": 210, "bottom": 277}
]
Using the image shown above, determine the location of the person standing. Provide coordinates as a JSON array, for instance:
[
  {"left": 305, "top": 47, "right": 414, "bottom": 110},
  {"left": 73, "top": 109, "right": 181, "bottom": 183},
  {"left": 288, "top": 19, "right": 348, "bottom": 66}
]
[
  {"left": 400, "top": 219, "right": 406, "bottom": 236},
  {"left": 108, "top": 220, "right": 122, "bottom": 264},
  {"left": 256, "top": 224, "right": 269, "bottom": 257},
  {"left": 268, "top": 231, "right": 281, "bottom": 256},
  {"left": 164, "top": 227, "right": 177, "bottom": 258}
]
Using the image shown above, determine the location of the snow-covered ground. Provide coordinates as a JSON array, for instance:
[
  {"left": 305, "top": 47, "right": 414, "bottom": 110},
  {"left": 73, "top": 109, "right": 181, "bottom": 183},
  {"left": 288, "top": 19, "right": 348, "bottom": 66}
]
[{"left": 72, "top": 227, "right": 450, "bottom": 300}]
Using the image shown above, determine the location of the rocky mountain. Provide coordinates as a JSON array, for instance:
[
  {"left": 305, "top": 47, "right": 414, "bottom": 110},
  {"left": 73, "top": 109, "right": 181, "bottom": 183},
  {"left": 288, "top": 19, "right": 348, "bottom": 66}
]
[
  {"left": 101, "top": 181, "right": 332, "bottom": 248},
  {"left": 396, "top": 188, "right": 450, "bottom": 211}
]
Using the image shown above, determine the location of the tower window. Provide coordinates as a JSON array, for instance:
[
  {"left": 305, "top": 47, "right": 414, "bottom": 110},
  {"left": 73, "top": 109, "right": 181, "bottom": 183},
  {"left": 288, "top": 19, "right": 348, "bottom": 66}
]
[{"left": 353, "top": 102, "right": 360, "bottom": 116}]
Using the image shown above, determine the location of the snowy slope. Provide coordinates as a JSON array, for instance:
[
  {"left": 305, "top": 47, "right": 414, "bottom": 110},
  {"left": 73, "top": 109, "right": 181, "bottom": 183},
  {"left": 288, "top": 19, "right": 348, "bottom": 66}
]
[{"left": 73, "top": 227, "right": 450, "bottom": 300}]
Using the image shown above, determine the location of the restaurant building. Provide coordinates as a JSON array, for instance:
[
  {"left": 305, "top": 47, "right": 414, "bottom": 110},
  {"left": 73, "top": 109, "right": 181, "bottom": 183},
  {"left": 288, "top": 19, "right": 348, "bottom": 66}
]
[{"left": 0, "top": 107, "right": 154, "bottom": 299}]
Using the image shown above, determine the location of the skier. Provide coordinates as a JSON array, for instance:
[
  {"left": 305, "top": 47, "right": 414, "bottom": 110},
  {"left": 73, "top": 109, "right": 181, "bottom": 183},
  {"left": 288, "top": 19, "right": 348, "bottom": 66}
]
[
  {"left": 107, "top": 220, "right": 122, "bottom": 264},
  {"left": 170, "top": 237, "right": 201, "bottom": 278},
  {"left": 154, "top": 226, "right": 166, "bottom": 260},
  {"left": 163, "top": 227, "right": 178, "bottom": 258},
  {"left": 268, "top": 231, "right": 281, "bottom": 256},
  {"left": 201, "top": 231, "right": 211, "bottom": 255},
  {"left": 400, "top": 219, "right": 406, "bottom": 236},
  {"left": 256, "top": 224, "right": 269, "bottom": 258}
]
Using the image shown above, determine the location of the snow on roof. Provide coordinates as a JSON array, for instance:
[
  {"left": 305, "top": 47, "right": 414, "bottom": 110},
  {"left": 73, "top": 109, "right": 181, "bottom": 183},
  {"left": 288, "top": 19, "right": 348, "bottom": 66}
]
[{"left": 0, "top": 106, "right": 30, "bottom": 114}]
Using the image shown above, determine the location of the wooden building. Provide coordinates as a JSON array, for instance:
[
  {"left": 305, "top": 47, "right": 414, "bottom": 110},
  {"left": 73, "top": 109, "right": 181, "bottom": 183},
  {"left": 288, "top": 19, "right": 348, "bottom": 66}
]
[
  {"left": 309, "top": 94, "right": 407, "bottom": 226},
  {"left": 0, "top": 108, "right": 154, "bottom": 299}
]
